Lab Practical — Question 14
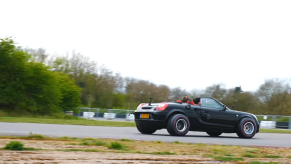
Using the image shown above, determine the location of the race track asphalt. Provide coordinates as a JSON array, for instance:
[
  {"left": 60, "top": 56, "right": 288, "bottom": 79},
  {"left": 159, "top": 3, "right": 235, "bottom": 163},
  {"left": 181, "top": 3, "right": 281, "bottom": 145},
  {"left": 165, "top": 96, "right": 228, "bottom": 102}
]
[{"left": 0, "top": 122, "right": 290, "bottom": 147}]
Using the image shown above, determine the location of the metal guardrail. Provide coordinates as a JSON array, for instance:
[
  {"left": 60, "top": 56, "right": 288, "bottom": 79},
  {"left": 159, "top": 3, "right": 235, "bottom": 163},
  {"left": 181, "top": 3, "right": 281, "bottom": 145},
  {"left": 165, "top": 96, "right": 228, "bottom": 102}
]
[
  {"left": 256, "top": 115, "right": 291, "bottom": 129},
  {"left": 73, "top": 107, "right": 135, "bottom": 121}
]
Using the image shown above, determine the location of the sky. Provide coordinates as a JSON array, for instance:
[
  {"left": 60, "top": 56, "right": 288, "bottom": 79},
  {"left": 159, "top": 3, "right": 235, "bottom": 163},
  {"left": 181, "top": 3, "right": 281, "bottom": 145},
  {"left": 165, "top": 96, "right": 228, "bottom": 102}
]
[{"left": 1, "top": 0, "right": 291, "bottom": 92}]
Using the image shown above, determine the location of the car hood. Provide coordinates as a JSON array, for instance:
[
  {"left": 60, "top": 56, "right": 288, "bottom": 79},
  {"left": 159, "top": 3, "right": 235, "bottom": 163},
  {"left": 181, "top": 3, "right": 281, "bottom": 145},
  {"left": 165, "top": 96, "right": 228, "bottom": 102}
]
[{"left": 230, "top": 109, "right": 259, "bottom": 123}]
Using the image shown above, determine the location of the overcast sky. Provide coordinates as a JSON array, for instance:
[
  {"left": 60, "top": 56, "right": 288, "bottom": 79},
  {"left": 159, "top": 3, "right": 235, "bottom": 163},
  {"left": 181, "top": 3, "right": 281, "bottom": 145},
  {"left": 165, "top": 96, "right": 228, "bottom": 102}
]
[{"left": 1, "top": 0, "right": 291, "bottom": 92}]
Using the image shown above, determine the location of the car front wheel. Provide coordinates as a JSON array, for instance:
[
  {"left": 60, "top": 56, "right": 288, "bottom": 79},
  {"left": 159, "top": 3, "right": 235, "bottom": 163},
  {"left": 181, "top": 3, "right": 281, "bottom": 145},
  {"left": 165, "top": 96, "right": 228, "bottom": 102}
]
[
  {"left": 167, "top": 114, "right": 190, "bottom": 136},
  {"left": 206, "top": 132, "right": 222, "bottom": 137},
  {"left": 236, "top": 118, "right": 257, "bottom": 139},
  {"left": 136, "top": 125, "right": 157, "bottom": 134}
]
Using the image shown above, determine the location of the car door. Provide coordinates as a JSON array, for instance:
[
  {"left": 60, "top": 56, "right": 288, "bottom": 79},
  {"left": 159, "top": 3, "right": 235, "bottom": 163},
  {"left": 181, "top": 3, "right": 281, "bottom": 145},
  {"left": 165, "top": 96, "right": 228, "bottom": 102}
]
[
  {"left": 199, "top": 98, "right": 237, "bottom": 129},
  {"left": 189, "top": 105, "right": 205, "bottom": 131}
]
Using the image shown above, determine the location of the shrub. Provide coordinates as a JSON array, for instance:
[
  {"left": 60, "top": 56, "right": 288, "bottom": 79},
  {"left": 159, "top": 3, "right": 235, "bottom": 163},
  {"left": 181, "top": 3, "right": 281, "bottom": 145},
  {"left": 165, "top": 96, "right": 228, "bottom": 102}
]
[
  {"left": 80, "top": 140, "right": 106, "bottom": 146},
  {"left": 107, "top": 142, "right": 124, "bottom": 150},
  {"left": 26, "top": 132, "right": 45, "bottom": 139},
  {"left": 0, "top": 110, "right": 7, "bottom": 116},
  {"left": 4, "top": 141, "right": 24, "bottom": 150},
  {"left": 94, "top": 140, "right": 106, "bottom": 146},
  {"left": 120, "top": 138, "right": 133, "bottom": 142}
]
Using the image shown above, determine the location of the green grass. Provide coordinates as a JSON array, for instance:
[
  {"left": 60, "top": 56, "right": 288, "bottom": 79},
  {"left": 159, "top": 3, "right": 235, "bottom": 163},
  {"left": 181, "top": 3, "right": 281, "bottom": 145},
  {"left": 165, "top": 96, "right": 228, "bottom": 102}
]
[
  {"left": 247, "top": 150, "right": 259, "bottom": 153},
  {"left": 61, "top": 149, "right": 84, "bottom": 152},
  {"left": 151, "top": 151, "right": 176, "bottom": 155},
  {"left": 205, "top": 154, "right": 243, "bottom": 161},
  {"left": 0, "top": 116, "right": 136, "bottom": 127},
  {"left": 213, "top": 156, "right": 244, "bottom": 161},
  {"left": 250, "top": 161, "right": 279, "bottom": 164},
  {"left": 57, "top": 136, "right": 78, "bottom": 140},
  {"left": 263, "top": 155, "right": 281, "bottom": 158},
  {"left": 107, "top": 141, "right": 125, "bottom": 150},
  {"left": 120, "top": 138, "right": 133, "bottom": 142},
  {"left": 260, "top": 129, "right": 291, "bottom": 134},
  {"left": 242, "top": 154, "right": 259, "bottom": 158},
  {"left": 26, "top": 132, "right": 45, "bottom": 139},
  {"left": 80, "top": 140, "right": 106, "bottom": 146},
  {"left": 60, "top": 149, "right": 102, "bottom": 152}
]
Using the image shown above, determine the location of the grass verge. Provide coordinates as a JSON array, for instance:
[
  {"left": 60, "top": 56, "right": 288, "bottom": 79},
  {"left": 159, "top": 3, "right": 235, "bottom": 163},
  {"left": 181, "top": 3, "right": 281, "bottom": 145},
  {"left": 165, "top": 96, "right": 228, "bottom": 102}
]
[
  {"left": 0, "top": 134, "right": 290, "bottom": 163},
  {"left": 260, "top": 129, "right": 291, "bottom": 134},
  {"left": 0, "top": 135, "right": 290, "bottom": 164},
  {"left": 0, "top": 116, "right": 136, "bottom": 127}
]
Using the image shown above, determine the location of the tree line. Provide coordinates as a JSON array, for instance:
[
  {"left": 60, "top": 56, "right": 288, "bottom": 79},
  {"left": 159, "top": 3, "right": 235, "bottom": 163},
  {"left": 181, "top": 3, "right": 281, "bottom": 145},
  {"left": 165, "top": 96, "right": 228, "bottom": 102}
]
[{"left": 1, "top": 37, "right": 291, "bottom": 115}]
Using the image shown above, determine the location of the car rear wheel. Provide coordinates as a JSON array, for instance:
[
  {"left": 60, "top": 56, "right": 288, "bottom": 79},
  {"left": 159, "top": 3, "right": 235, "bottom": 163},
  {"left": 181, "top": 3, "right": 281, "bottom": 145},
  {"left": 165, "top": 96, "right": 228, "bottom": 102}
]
[
  {"left": 236, "top": 118, "right": 257, "bottom": 139},
  {"left": 136, "top": 124, "right": 157, "bottom": 134},
  {"left": 206, "top": 132, "right": 222, "bottom": 137},
  {"left": 167, "top": 114, "right": 190, "bottom": 136}
]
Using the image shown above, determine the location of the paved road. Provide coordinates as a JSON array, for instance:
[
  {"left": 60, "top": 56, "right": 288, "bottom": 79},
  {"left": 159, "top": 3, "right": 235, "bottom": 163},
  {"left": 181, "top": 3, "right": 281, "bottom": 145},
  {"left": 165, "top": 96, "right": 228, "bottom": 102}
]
[{"left": 0, "top": 122, "right": 290, "bottom": 147}]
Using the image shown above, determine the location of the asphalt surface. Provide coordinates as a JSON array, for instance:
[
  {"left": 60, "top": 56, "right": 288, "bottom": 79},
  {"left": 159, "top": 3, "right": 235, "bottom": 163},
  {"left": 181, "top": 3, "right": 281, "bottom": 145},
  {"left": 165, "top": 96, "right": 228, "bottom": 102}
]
[{"left": 0, "top": 122, "right": 290, "bottom": 147}]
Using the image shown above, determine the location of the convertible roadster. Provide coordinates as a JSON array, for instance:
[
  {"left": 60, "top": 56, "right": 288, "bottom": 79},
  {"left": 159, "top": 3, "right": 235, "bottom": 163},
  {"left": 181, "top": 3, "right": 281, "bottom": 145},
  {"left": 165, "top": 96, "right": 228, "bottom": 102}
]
[{"left": 133, "top": 97, "right": 260, "bottom": 138}]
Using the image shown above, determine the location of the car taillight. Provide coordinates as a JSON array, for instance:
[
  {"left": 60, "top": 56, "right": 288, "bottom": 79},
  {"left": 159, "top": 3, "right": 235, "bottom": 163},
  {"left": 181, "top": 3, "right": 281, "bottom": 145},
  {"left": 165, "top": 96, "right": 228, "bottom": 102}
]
[
  {"left": 156, "top": 103, "right": 168, "bottom": 111},
  {"left": 137, "top": 103, "right": 146, "bottom": 110}
]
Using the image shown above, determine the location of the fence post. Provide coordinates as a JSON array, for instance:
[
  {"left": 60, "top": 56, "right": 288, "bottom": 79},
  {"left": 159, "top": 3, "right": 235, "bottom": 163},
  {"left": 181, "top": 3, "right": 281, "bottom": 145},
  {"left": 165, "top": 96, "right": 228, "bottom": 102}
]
[
  {"left": 289, "top": 116, "right": 291, "bottom": 130},
  {"left": 273, "top": 115, "right": 277, "bottom": 129},
  {"left": 96, "top": 109, "right": 99, "bottom": 120}
]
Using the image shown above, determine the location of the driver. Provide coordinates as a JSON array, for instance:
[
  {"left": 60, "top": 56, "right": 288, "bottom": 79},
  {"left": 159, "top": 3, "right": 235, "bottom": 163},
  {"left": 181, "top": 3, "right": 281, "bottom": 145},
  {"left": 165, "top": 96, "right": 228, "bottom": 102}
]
[{"left": 193, "top": 98, "right": 201, "bottom": 105}]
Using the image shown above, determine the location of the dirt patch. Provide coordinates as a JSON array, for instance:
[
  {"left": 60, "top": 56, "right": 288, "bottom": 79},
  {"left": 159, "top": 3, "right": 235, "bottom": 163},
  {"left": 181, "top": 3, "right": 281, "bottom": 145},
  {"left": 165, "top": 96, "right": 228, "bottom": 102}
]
[
  {"left": 0, "top": 151, "right": 218, "bottom": 164},
  {"left": 0, "top": 138, "right": 290, "bottom": 164}
]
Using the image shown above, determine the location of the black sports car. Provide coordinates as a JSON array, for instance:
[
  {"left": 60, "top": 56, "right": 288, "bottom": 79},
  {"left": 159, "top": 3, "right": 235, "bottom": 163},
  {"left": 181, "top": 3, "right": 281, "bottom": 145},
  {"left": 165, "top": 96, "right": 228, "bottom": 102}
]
[{"left": 133, "top": 97, "right": 260, "bottom": 138}]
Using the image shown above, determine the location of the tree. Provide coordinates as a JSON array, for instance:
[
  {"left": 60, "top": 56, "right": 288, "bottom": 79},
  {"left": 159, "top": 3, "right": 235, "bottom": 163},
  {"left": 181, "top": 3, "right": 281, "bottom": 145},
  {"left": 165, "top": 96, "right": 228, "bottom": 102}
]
[
  {"left": 202, "top": 84, "right": 227, "bottom": 100},
  {"left": 254, "top": 79, "right": 291, "bottom": 115},
  {"left": 0, "top": 37, "right": 82, "bottom": 115},
  {"left": 57, "top": 73, "right": 82, "bottom": 112},
  {"left": 0, "top": 37, "right": 31, "bottom": 110},
  {"left": 169, "top": 87, "right": 189, "bottom": 101}
]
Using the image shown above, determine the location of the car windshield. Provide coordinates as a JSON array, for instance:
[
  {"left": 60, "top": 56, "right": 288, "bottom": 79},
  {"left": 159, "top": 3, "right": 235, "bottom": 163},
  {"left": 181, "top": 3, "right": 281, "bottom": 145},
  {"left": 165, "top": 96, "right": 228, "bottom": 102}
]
[{"left": 201, "top": 98, "right": 224, "bottom": 109}]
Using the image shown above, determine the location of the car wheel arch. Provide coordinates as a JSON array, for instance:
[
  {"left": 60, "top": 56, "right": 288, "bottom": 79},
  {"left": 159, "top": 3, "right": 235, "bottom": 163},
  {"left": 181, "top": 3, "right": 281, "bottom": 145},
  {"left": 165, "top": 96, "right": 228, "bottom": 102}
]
[{"left": 164, "top": 110, "right": 188, "bottom": 128}]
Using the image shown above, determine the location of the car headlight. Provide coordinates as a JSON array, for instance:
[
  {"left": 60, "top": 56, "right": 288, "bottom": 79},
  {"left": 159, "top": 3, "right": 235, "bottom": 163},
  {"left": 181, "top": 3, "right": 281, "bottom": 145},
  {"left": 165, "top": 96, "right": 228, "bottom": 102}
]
[{"left": 251, "top": 114, "right": 259, "bottom": 122}]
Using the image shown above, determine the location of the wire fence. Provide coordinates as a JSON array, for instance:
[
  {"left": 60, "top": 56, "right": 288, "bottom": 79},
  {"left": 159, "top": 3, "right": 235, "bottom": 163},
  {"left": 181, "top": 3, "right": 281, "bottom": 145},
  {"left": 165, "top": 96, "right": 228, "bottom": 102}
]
[{"left": 67, "top": 108, "right": 291, "bottom": 129}]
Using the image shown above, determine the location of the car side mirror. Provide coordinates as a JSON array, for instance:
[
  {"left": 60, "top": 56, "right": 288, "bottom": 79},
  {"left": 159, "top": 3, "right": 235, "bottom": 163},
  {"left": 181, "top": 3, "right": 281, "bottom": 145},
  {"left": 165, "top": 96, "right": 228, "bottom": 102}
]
[{"left": 222, "top": 105, "right": 226, "bottom": 111}]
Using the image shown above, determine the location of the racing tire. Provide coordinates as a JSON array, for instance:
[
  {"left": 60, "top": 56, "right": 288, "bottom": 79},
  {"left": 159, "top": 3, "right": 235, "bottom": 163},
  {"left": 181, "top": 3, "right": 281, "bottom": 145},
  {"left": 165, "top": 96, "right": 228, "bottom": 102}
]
[
  {"left": 166, "top": 114, "right": 190, "bottom": 136},
  {"left": 136, "top": 125, "right": 157, "bottom": 134},
  {"left": 236, "top": 118, "right": 257, "bottom": 139},
  {"left": 206, "top": 132, "right": 222, "bottom": 137}
]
